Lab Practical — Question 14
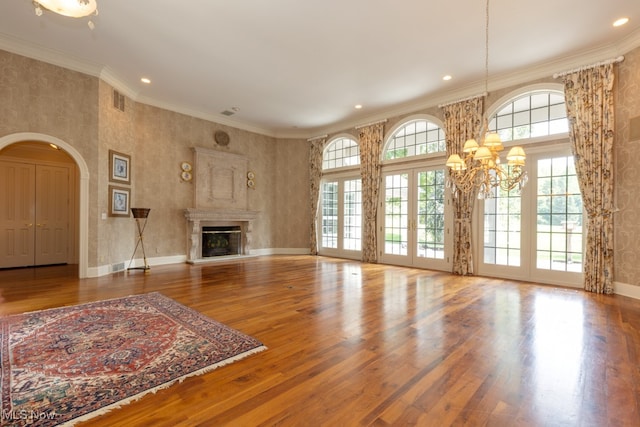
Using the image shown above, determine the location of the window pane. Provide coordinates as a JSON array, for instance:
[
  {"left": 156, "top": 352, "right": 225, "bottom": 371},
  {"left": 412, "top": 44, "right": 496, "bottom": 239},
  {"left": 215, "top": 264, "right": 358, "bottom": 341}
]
[
  {"left": 384, "top": 174, "right": 409, "bottom": 255},
  {"left": 536, "top": 156, "right": 583, "bottom": 272},
  {"left": 531, "top": 122, "right": 549, "bottom": 138},
  {"left": 531, "top": 93, "right": 549, "bottom": 109},
  {"left": 483, "top": 185, "right": 521, "bottom": 267},
  {"left": 513, "top": 97, "right": 531, "bottom": 112},
  {"left": 343, "top": 179, "right": 362, "bottom": 251},
  {"left": 514, "top": 111, "right": 529, "bottom": 127},
  {"left": 549, "top": 104, "right": 566, "bottom": 120},
  {"left": 497, "top": 115, "right": 513, "bottom": 129},
  {"left": 549, "top": 118, "right": 569, "bottom": 135},
  {"left": 417, "top": 169, "right": 445, "bottom": 259},
  {"left": 321, "top": 181, "right": 338, "bottom": 248}
]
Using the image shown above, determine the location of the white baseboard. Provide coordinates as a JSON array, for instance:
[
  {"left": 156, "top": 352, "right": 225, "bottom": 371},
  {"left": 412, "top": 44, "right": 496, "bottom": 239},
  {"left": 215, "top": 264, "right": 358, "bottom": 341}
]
[
  {"left": 87, "top": 255, "right": 187, "bottom": 278},
  {"left": 614, "top": 281, "right": 640, "bottom": 300},
  {"left": 84, "top": 255, "right": 640, "bottom": 300},
  {"left": 86, "top": 264, "right": 112, "bottom": 278},
  {"left": 250, "top": 248, "right": 310, "bottom": 256},
  {"left": 87, "top": 250, "right": 309, "bottom": 277}
]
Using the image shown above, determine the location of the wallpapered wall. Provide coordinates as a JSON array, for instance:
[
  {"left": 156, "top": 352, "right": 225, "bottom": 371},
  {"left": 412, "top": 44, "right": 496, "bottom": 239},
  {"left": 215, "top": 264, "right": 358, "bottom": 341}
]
[
  {"left": 0, "top": 49, "right": 311, "bottom": 271},
  {"left": 0, "top": 45, "right": 639, "bottom": 288},
  {"left": 131, "top": 103, "right": 311, "bottom": 258},
  {"left": 0, "top": 49, "right": 100, "bottom": 262},
  {"left": 614, "top": 46, "right": 640, "bottom": 287}
]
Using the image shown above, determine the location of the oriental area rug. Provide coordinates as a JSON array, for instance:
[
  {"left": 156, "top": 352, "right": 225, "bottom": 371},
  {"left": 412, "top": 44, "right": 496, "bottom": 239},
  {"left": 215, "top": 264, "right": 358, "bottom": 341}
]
[{"left": 0, "top": 292, "right": 266, "bottom": 427}]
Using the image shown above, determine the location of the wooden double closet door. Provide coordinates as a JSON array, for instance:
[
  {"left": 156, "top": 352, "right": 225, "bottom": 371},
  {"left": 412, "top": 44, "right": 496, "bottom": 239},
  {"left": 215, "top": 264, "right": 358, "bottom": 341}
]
[{"left": 0, "top": 161, "right": 70, "bottom": 268}]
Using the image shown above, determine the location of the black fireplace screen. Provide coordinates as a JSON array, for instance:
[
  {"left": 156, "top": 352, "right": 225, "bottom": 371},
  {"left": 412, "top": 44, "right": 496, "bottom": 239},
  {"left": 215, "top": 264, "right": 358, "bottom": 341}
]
[{"left": 202, "top": 226, "right": 242, "bottom": 257}]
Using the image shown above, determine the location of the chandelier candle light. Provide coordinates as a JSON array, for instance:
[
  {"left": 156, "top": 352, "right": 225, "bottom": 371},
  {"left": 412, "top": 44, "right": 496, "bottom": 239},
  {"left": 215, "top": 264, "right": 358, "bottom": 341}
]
[
  {"left": 445, "top": 0, "right": 527, "bottom": 199},
  {"left": 446, "top": 131, "right": 527, "bottom": 199}
]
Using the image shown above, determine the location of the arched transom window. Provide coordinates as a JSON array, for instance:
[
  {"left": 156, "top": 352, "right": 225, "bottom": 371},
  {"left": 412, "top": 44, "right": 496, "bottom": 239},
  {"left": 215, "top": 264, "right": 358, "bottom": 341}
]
[
  {"left": 384, "top": 119, "right": 446, "bottom": 160},
  {"left": 488, "top": 90, "right": 568, "bottom": 142},
  {"left": 322, "top": 137, "right": 360, "bottom": 170}
]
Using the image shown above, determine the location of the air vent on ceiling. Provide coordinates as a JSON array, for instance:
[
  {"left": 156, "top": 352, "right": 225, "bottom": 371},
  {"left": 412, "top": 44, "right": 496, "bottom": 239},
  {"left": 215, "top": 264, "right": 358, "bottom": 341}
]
[
  {"left": 221, "top": 110, "right": 235, "bottom": 116},
  {"left": 113, "top": 89, "right": 125, "bottom": 112}
]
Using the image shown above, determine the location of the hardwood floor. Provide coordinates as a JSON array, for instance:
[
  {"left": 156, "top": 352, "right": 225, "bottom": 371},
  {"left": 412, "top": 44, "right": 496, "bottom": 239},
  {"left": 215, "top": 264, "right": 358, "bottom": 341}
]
[{"left": 1, "top": 255, "right": 639, "bottom": 426}]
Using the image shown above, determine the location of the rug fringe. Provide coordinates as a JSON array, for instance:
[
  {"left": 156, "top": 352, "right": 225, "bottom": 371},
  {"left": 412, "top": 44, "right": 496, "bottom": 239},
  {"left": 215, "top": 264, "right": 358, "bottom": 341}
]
[{"left": 60, "top": 345, "right": 267, "bottom": 427}]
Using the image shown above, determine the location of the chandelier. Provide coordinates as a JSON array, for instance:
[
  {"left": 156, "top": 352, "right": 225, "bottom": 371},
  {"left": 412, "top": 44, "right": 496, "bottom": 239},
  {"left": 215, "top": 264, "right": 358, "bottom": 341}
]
[
  {"left": 33, "top": 0, "right": 98, "bottom": 28},
  {"left": 445, "top": 0, "right": 527, "bottom": 199},
  {"left": 446, "top": 132, "right": 527, "bottom": 198}
]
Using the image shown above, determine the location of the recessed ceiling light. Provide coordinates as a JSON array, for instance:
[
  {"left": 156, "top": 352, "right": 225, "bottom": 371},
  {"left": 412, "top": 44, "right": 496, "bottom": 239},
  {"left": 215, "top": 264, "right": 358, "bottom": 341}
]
[
  {"left": 613, "top": 17, "right": 629, "bottom": 27},
  {"left": 141, "top": 77, "right": 151, "bottom": 84},
  {"left": 355, "top": 104, "right": 363, "bottom": 109},
  {"left": 443, "top": 75, "right": 452, "bottom": 81}
]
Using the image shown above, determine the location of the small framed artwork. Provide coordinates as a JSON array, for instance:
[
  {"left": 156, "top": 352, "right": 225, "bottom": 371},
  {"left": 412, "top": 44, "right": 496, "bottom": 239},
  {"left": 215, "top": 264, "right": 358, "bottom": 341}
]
[
  {"left": 109, "top": 150, "right": 131, "bottom": 184},
  {"left": 109, "top": 185, "right": 130, "bottom": 217}
]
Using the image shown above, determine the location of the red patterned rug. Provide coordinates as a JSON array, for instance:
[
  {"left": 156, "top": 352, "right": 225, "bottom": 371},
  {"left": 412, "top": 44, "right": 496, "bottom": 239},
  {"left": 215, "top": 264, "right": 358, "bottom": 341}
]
[{"left": 0, "top": 292, "right": 266, "bottom": 426}]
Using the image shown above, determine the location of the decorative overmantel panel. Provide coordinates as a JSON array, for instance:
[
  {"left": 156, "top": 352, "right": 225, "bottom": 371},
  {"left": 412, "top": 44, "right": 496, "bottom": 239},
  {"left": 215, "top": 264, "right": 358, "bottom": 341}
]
[
  {"left": 193, "top": 147, "right": 248, "bottom": 210},
  {"left": 184, "top": 208, "right": 259, "bottom": 263}
]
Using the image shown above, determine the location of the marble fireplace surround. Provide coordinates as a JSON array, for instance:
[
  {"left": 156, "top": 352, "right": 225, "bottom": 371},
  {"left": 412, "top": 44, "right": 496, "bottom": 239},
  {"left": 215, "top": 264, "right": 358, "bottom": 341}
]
[
  {"left": 184, "top": 147, "right": 259, "bottom": 263},
  {"left": 184, "top": 208, "right": 259, "bottom": 263}
]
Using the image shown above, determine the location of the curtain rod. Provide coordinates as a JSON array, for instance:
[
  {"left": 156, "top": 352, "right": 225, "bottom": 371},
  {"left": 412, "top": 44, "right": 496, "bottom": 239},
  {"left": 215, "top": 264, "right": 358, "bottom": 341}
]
[
  {"left": 553, "top": 56, "right": 625, "bottom": 78},
  {"left": 355, "top": 119, "right": 387, "bottom": 130},
  {"left": 438, "top": 92, "right": 487, "bottom": 108},
  {"left": 307, "top": 134, "right": 328, "bottom": 142}
]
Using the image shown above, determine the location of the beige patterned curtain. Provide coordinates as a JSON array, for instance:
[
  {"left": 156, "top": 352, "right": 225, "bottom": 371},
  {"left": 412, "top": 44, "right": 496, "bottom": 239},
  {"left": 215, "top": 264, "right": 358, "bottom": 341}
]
[
  {"left": 441, "top": 97, "right": 484, "bottom": 275},
  {"left": 359, "top": 123, "right": 385, "bottom": 263},
  {"left": 562, "top": 64, "right": 615, "bottom": 294},
  {"left": 309, "top": 138, "right": 325, "bottom": 255}
]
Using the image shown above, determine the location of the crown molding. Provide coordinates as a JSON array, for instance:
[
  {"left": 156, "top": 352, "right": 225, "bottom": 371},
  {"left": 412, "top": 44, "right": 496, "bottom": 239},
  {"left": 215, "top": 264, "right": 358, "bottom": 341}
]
[
  {"left": 134, "top": 94, "right": 278, "bottom": 138},
  {"left": 99, "top": 66, "right": 139, "bottom": 100},
  {"left": 2, "top": 27, "right": 640, "bottom": 142},
  {"left": 0, "top": 32, "right": 102, "bottom": 77},
  {"left": 303, "top": 28, "right": 640, "bottom": 140}
]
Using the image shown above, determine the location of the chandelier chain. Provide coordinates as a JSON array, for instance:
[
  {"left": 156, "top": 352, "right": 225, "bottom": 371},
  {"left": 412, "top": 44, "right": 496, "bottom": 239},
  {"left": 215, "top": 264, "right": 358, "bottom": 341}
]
[
  {"left": 445, "top": 0, "right": 528, "bottom": 200},
  {"left": 485, "top": 0, "right": 490, "bottom": 94}
]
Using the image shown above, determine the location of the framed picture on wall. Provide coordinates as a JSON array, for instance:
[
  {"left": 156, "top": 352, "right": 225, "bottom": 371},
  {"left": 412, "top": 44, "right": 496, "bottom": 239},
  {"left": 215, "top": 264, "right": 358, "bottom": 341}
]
[
  {"left": 109, "top": 150, "right": 131, "bottom": 184},
  {"left": 109, "top": 185, "right": 130, "bottom": 217}
]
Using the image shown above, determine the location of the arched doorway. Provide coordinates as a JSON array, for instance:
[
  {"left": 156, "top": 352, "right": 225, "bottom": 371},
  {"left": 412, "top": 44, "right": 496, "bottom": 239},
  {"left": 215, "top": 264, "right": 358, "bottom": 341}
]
[{"left": 0, "top": 133, "right": 89, "bottom": 278}]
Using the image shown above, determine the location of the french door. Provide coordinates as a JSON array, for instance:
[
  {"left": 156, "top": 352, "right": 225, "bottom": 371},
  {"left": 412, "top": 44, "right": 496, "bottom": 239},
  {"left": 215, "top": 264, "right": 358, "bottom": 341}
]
[
  {"left": 477, "top": 150, "right": 584, "bottom": 287},
  {"left": 318, "top": 177, "right": 362, "bottom": 259},
  {"left": 379, "top": 165, "right": 451, "bottom": 271}
]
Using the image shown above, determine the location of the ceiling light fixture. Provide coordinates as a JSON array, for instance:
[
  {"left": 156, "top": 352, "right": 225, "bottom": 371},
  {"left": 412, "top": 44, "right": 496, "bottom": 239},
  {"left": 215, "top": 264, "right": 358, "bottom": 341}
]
[
  {"left": 613, "top": 17, "right": 629, "bottom": 27},
  {"left": 443, "top": 75, "right": 452, "bottom": 81},
  {"left": 33, "top": 0, "right": 98, "bottom": 29},
  {"left": 445, "top": 0, "right": 527, "bottom": 199},
  {"left": 354, "top": 104, "right": 363, "bottom": 109},
  {"left": 141, "top": 77, "right": 151, "bottom": 84}
]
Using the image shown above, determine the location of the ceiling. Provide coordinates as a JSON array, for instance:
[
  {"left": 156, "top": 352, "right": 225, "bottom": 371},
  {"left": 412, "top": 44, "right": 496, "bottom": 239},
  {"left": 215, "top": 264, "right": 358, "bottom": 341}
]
[{"left": 1, "top": 1, "right": 639, "bottom": 139}]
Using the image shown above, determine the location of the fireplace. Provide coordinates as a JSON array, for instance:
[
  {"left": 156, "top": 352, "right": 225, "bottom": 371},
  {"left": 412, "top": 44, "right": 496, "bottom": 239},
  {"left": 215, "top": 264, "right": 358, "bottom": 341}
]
[
  {"left": 184, "top": 208, "right": 259, "bottom": 264},
  {"left": 184, "top": 147, "right": 259, "bottom": 264},
  {"left": 202, "top": 226, "right": 241, "bottom": 257}
]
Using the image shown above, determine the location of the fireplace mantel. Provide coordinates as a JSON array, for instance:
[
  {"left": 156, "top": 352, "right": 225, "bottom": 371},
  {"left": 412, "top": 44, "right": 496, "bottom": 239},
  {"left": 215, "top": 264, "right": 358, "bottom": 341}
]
[
  {"left": 184, "top": 208, "right": 259, "bottom": 263},
  {"left": 185, "top": 208, "right": 260, "bottom": 222}
]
